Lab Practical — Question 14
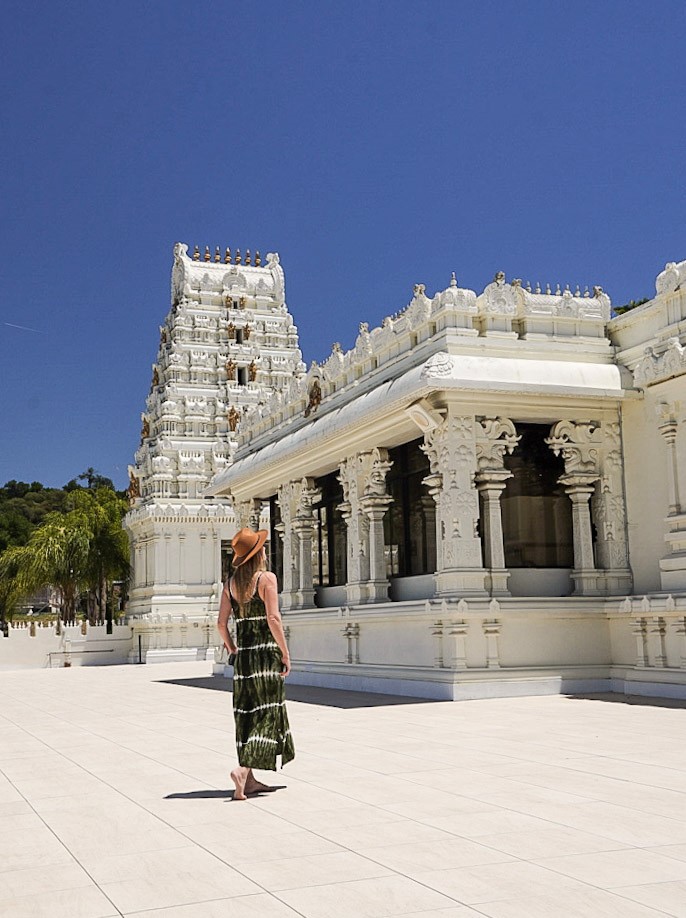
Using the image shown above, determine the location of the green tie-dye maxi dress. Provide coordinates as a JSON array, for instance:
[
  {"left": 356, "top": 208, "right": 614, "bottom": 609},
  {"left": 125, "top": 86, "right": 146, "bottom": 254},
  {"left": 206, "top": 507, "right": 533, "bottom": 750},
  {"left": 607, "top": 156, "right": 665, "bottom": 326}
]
[{"left": 230, "top": 577, "right": 295, "bottom": 770}]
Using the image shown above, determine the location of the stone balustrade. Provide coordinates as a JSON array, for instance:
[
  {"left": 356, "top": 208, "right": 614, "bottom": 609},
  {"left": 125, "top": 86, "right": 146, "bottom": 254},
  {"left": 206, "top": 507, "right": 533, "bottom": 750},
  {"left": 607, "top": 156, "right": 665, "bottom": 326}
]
[
  {"left": 0, "top": 621, "right": 133, "bottom": 669},
  {"left": 238, "top": 275, "right": 612, "bottom": 448}
]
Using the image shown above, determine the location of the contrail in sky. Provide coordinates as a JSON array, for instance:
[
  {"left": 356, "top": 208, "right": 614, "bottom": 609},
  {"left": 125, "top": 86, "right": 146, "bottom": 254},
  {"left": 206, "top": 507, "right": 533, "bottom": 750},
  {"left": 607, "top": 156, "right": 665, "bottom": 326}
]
[{"left": 3, "top": 322, "right": 45, "bottom": 334}]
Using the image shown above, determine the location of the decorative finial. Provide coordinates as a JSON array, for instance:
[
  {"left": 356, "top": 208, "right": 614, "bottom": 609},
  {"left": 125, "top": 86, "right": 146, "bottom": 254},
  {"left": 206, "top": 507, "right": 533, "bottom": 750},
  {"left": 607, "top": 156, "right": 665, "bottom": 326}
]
[
  {"left": 545, "top": 283, "right": 551, "bottom": 294},
  {"left": 245, "top": 249, "right": 251, "bottom": 265},
  {"left": 234, "top": 248, "right": 241, "bottom": 264},
  {"left": 193, "top": 245, "right": 200, "bottom": 261},
  {"left": 574, "top": 284, "right": 581, "bottom": 296},
  {"left": 555, "top": 283, "right": 561, "bottom": 295},
  {"left": 525, "top": 280, "right": 532, "bottom": 292},
  {"left": 535, "top": 281, "right": 541, "bottom": 293},
  {"left": 565, "top": 283, "right": 570, "bottom": 292},
  {"left": 450, "top": 272, "right": 457, "bottom": 287},
  {"left": 584, "top": 286, "right": 590, "bottom": 297},
  {"left": 214, "top": 246, "right": 221, "bottom": 262},
  {"left": 204, "top": 246, "right": 211, "bottom": 262},
  {"left": 224, "top": 247, "right": 231, "bottom": 264},
  {"left": 254, "top": 251, "right": 261, "bottom": 266}
]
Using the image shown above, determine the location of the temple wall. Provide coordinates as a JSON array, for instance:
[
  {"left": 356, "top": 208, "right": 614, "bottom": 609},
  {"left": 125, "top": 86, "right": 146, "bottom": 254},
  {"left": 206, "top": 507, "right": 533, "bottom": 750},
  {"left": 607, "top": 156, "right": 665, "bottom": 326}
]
[
  {"left": 0, "top": 623, "right": 133, "bottom": 670},
  {"left": 621, "top": 392, "right": 673, "bottom": 595}
]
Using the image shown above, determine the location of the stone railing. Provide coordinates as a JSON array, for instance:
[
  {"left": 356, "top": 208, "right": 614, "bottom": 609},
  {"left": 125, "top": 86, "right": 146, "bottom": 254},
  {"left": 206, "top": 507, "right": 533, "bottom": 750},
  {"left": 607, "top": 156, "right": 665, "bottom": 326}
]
[
  {"left": 237, "top": 275, "right": 611, "bottom": 450},
  {"left": 0, "top": 621, "right": 133, "bottom": 669},
  {"left": 610, "top": 595, "right": 686, "bottom": 673}
]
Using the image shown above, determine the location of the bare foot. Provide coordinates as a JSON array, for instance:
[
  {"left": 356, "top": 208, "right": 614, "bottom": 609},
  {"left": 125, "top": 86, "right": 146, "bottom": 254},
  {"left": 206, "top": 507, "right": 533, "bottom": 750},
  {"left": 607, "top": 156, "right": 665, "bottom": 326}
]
[{"left": 230, "top": 767, "right": 248, "bottom": 801}]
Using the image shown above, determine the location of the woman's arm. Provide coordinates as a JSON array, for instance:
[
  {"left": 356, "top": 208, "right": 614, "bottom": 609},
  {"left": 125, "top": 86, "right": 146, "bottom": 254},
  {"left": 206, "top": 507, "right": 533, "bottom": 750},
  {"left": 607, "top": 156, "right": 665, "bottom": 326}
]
[
  {"left": 217, "top": 582, "right": 237, "bottom": 654},
  {"left": 259, "top": 571, "right": 291, "bottom": 677}
]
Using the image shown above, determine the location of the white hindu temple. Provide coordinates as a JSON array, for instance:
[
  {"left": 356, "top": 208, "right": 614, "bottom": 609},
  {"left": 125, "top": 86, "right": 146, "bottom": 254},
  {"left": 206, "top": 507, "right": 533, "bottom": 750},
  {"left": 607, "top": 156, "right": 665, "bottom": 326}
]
[
  {"left": 127, "top": 245, "right": 686, "bottom": 700},
  {"left": 124, "top": 243, "right": 305, "bottom": 632}
]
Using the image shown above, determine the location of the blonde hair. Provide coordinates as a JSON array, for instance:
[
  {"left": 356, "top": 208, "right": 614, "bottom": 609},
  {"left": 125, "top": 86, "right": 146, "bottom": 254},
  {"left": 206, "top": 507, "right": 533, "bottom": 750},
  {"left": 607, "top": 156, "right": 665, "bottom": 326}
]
[{"left": 231, "top": 548, "right": 267, "bottom": 615}]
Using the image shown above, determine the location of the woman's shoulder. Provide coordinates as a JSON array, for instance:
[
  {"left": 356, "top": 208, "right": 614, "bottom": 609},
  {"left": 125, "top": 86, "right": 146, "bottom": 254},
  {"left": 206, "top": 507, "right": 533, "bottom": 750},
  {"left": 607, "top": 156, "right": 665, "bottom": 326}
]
[{"left": 258, "top": 570, "right": 278, "bottom": 594}]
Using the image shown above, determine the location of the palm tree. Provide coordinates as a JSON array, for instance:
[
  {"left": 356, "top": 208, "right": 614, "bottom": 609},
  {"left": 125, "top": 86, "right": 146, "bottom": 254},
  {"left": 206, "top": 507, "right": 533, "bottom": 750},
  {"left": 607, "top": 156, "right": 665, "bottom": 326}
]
[
  {"left": 0, "top": 514, "right": 92, "bottom": 624},
  {"left": 0, "top": 486, "right": 130, "bottom": 627},
  {"left": 67, "top": 488, "right": 129, "bottom": 625}
]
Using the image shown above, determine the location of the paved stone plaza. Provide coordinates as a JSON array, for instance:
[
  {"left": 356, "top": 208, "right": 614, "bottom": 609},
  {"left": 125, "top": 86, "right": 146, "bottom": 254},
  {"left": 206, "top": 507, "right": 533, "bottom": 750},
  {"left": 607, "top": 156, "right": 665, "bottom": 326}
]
[{"left": 1, "top": 664, "right": 686, "bottom": 917}]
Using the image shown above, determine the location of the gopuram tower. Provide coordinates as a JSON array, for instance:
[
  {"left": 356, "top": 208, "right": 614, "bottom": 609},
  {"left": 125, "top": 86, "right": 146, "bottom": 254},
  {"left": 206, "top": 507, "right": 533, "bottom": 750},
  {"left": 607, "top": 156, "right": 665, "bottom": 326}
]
[{"left": 125, "top": 243, "right": 306, "bottom": 620}]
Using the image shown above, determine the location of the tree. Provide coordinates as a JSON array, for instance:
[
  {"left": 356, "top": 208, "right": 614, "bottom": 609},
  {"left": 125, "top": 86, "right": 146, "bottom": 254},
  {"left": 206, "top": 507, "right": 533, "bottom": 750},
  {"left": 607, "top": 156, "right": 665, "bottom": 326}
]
[
  {"left": 66, "top": 488, "right": 129, "bottom": 624},
  {"left": 0, "top": 513, "right": 92, "bottom": 624},
  {"left": 0, "top": 480, "right": 69, "bottom": 551},
  {"left": 64, "top": 468, "right": 116, "bottom": 492},
  {"left": 0, "top": 479, "right": 130, "bottom": 626},
  {"left": 613, "top": 297, "right": 650, "bottom": 316}
]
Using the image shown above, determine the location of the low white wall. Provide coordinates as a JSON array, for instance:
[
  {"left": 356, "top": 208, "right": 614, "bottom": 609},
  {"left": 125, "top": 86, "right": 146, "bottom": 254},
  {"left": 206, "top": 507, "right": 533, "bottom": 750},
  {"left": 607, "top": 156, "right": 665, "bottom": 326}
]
[
  {"left": 276, "top": 594, "right": 686, "bottom": 700},
  {"left": 0, "top": 622, "right": 133, "bottom": 670}
]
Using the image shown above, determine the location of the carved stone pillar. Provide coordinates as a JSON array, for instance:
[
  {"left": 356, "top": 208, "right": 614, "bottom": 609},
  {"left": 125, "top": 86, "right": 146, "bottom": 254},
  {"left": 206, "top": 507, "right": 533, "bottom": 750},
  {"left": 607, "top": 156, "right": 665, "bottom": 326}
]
[
  {"left": 475, "top": 417, "right": 519, "bottom": 596},
  {"left": 590, "top": 419, "right": 632, "bottom": 594},
  {"left": 562, "top": 473, "right": 598, "bottom": 572},
  {"left": 422, "top": 409, "right": 487, "bottom": 596},
  {"left": 476, "top": 472, "right": 512, "bottom": 593},
  {"left": 292, "top": 480, "right": 320, "bottom": 608},
  {"left": 339, "top": 449, "right": 393, "bottom": 605},
  {"left": 657, "top": 401, "right": 682, "bottom": 516},
  {"left": 276, "top": 478, "right": 320, "bottom": 610},
  {"left": 657, "top": 401, "right": 686, "bottom": 590},
  {"left": 547, "top": 421, "right": 602, "bottom": 595},
  {"left": 233, "top": 497, "right": 262, "bottom": 531}
]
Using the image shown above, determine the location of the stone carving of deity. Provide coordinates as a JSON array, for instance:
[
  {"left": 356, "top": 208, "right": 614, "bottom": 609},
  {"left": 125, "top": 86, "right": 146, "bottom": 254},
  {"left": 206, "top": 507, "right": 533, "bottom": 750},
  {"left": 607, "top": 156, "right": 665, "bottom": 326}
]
[
  {"left": 225, "top": 358, "right": 236, "bottom": 380},
  {"left": 228, "top": 406, "right": 240, "bottom": 431},
  {"left": 128, "top": 470, "right": 141, "bottom": 504},
  {"left": 248, "top": 360, "right": 258, "bottom": 382},
  {"left": 227, "top": 322, "right": 236, "bottom": 340},
  {"left": 304, "top": 378, "right": 322, "bottom": 417}
]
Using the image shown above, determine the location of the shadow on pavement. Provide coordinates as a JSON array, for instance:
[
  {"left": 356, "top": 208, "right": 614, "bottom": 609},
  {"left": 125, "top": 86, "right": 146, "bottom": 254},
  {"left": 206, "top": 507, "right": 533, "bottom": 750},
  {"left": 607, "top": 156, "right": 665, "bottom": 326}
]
[
  {"left": 165, "top": 787, "right": 287, "bottom": 801},
  {"left": 566, "top": 692, "right": 686, "bottom": 709},
  {"left": 157, "top": 675, "right": 442, "bottom": 708}
]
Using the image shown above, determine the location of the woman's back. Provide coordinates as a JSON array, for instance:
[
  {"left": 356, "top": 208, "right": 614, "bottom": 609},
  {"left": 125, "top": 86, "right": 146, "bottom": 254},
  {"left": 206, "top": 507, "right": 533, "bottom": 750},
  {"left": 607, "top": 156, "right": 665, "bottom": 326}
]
[{"left": 229, "top": 574, "right": 295, "bottom": 770}]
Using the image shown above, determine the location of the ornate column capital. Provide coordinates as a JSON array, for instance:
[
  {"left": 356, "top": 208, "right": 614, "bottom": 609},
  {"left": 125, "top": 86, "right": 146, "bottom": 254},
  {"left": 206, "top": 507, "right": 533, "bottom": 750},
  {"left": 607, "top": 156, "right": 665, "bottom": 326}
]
[
  {"left": 475, "top": 416, "right": 520, "bottom": 471},
  {"left": 558, "top": 471, "right": 600, "bottom": 495},
  {"left": 475, "top": 468, "right": 514, "bottom": 491},
  {"left": 656, "top": 400, "right": 682, "bottom": 444},
  {"left": 546, "top": 420, "right": 602, "bottom": 476}
]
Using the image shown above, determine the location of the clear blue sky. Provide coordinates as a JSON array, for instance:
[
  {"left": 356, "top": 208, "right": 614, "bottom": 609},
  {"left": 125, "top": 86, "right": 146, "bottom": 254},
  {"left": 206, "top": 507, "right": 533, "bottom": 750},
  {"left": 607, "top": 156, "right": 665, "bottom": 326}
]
[{"left": 1, "top": 0, "right": 684, "bottom": 490}]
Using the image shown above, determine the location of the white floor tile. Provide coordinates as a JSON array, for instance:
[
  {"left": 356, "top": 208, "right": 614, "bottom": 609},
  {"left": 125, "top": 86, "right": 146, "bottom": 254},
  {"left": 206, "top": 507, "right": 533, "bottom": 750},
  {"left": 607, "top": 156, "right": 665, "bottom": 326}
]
[
  {"left": 536, "top": 847, "right": 686, "bottom": 887},
  {"left": 614, "top": 880, "right": 686, "bottom": 916},
  {"left": 279, "top": 874, "right": 458, "bottom": 918}
]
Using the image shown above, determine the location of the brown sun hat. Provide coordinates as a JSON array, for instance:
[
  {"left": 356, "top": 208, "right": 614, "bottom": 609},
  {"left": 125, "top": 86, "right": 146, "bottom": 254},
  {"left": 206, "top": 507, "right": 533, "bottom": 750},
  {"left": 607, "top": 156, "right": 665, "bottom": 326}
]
[{"left": 231, "top": 527, "right": 268, "bottom": 567}]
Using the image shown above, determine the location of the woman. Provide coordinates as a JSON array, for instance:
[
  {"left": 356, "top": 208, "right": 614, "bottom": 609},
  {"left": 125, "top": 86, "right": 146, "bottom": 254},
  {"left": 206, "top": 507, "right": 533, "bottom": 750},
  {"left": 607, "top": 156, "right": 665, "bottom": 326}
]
[{"left": 217, "top": 526, "right": 295, "bottom": 800}]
